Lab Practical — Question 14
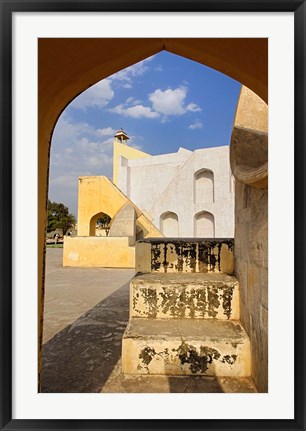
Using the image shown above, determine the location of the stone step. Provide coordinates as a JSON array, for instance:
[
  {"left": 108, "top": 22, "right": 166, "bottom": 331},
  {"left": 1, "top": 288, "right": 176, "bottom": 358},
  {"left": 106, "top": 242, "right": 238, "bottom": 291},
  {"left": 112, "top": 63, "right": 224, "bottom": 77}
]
[
  {"left": 122, "top": 318, "right": 251, "bottom": 377},
  {"left": 130, "top": 273, "right": 240, "bottom": 320}
]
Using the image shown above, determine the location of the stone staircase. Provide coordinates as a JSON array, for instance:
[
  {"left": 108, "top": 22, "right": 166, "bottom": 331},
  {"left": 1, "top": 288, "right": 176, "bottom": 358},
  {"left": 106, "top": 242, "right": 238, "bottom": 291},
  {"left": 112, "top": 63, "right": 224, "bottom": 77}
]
[{"left": 122, "top": 239, "right": 251, "bottom": 378}]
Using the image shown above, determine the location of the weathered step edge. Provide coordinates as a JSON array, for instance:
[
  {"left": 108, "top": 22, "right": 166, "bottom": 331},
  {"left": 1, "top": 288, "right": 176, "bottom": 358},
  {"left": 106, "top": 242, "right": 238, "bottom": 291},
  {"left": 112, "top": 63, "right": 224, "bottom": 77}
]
[
  {"left": 122, "top": 319, "right": 251, "bottom": 377},
  {"left": 130, "top": 274, "right": 240, "bottom": 320}
]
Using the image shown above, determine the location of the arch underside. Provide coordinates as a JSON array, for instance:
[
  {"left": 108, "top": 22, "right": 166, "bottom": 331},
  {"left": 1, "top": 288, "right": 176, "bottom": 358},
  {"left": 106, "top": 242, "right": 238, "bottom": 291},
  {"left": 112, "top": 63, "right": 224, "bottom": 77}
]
[{"left": 38, "top": 38, "right": 268, "bottom": 391}]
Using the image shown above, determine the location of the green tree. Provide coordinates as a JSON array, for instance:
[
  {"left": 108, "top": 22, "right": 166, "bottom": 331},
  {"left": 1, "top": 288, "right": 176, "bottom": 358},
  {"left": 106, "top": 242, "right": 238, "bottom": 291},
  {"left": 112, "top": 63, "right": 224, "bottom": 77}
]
[
  {"left": 47, "top": 200, "right": 76, "bottom": 235},
  {"left": 96, "top": 213, "right": 111, "bottom": 228}
]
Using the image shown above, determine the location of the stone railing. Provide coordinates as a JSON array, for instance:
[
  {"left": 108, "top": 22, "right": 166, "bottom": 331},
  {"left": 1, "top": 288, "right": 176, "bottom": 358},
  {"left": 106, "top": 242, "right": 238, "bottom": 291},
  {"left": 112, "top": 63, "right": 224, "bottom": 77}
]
[{"left": 135, "top": 238, "right": 234, "bottom": 274}]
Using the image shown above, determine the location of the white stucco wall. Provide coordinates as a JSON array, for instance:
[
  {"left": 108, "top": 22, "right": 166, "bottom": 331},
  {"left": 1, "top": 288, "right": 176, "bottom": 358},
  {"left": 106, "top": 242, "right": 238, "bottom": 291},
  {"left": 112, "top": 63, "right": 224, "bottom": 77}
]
[
  {"left": 118, "top": 147, "right": 192, "bottom": 211},
  {"left": 117, "top": 145, "right": 234, "bottom": 238}
]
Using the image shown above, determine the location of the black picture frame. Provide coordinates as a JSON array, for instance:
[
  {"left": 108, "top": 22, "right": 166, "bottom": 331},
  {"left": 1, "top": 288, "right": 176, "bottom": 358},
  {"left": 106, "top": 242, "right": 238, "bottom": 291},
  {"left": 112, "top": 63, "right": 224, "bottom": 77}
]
[{"left": 1, "top": 1, "right": 305, "bottom": 430}]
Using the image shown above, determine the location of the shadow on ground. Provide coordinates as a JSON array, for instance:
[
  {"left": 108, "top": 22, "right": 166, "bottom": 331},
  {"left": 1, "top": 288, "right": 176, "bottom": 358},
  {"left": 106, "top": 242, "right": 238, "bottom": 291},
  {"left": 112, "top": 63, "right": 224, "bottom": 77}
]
[
  {"left": 41, "top": 279, "right": 256, "bottom": 393},
  {"left": 41, "top": 279, "right": 226, "bottom": 394},
  {"left": 41, "top": 281, "right": 130, "bottom": 393}
]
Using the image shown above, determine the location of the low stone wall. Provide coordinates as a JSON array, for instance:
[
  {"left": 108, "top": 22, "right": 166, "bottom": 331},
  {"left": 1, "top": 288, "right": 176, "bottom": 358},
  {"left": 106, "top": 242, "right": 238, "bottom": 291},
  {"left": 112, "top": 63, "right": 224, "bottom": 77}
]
[
  {"left": 63, "top": 236, "right": 135, "bottom": 268},
  {"left": 135, "top": 238, "right": 234, "bottom": 274}
]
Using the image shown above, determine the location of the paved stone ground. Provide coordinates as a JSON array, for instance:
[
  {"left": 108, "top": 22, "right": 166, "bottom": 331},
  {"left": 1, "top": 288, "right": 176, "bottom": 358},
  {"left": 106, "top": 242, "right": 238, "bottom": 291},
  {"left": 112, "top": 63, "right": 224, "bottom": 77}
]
[
  {"left": 41, "top": 248, "right": 257, "bottom": 393},
  {"left": 42, "top": 248, "right": 134, "bottom": 343}
]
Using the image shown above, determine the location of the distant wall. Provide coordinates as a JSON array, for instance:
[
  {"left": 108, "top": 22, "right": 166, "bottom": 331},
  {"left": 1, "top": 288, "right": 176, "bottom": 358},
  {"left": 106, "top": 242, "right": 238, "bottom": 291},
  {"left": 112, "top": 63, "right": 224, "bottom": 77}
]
[
  {"left": 119, "top": 146, "right": 235, "bottom": 238},
  {"left": 124, "top": 148, "right": 191, "bottom": 212}
]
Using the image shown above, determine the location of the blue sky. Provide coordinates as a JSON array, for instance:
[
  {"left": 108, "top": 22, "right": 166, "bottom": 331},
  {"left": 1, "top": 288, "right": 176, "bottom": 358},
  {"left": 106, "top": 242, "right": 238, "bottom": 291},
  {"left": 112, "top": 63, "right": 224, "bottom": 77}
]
[{"left": 49, "top": 51, "right": 241, "bottom": 217}]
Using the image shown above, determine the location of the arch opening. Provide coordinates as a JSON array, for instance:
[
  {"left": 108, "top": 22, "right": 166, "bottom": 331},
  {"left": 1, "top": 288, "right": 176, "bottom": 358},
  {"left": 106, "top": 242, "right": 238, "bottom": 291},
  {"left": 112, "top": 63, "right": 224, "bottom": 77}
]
[{"left": 89, "top": 212, "right": 111, "bottom": 236}]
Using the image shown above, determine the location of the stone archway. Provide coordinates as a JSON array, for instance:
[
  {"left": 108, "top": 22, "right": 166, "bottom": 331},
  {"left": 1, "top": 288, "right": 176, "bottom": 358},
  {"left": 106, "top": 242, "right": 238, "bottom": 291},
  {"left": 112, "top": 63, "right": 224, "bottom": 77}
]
[
  {"left": 89, "top": 212, "right": 111, "bottom": 237},
  {"left": 38, "top": 38, "right": 268, "bottom": 391}
]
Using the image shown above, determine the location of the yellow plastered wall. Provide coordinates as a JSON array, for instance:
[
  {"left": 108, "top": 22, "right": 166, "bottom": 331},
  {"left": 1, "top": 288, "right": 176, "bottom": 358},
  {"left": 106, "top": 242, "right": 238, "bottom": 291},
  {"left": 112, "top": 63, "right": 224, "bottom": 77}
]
[
  {"left": 113, "top": 140, "right": 150, "bottom": 185},
  {"left": 63, "top": 236, "right": 135, "bottom": 267},
  {"left": 77, "top": 175, "right": 162, "bottom": 238}
]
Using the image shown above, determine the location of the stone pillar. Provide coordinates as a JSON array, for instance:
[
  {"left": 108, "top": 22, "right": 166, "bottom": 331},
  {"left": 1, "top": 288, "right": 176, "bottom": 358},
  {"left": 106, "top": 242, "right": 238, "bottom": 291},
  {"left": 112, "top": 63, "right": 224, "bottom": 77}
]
[{"left": 230, "top": 86, "right": 268, "bottom": 392}]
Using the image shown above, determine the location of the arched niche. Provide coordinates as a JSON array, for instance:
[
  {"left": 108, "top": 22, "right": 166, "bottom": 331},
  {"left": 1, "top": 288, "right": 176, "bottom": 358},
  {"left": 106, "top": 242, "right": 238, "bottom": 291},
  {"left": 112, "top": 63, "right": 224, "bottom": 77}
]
[
  {"left": 194, "top": 211, "right": 215, "bottom": 238},
  {"left": 194, "top": 169, "right": 214, "bottom": 204},
  {"left": 160, "top": 211, "right": 179, "bottom": 237}
]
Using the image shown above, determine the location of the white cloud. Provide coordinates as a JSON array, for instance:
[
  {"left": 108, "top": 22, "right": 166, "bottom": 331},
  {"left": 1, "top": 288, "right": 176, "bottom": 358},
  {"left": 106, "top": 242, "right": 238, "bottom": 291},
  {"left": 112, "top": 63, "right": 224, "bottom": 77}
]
[
  {"left": 130, "top": 143, "right": 143, "bottom": 150},
  {"left": 186, "top": 103, "right": 201, "bottom": 112},
  {"left": 109, "top": 85, "right": 202, "bottom": 122},
  {"left": 69, "top": 79, "right": 114, "bottom": 111},
  {"left": 110, "top": 103, "right": 159, "bottom": 119},
  {"left": 95, "top": 127, "right": 116, "bottom": 137},
  {"left": 52, "top": 114, "right": 115, "bottom": 146},
  {"left": 149, "top": 87, "right": 187, "bottom": 115},
  {"left": 189, "top": 120, "right": 203, "bottom": 130},
  {"left": 52, "top": 116, "right": 94, "bottom": 142},
  {"left": 98, "top": 137, "right": 115, "bottom": 147},
  {"left": 67, "top": 57, "right": 153, "bottom": 114},
  {"left": 86, "top": 154, "right": 112, "bottom": 168},
  {"left": 148, "top": 86, "right": 201, "bottom": 117},
  {"left": 49, "top": 114, "right": 116, "bottom": 214},
  {"left": 126, "top": 135, "right": 143, "bottom": 151},
  {"left": 51, "top": 174, "right": 77, "bottom": 187},
  {"left": 125, "top": 97, "right": 142, "bottom": 105},
  {"left": 111, "top": 57, "right": 153, "bottom": 87},
  {"left": 78, "top": 138, "right": 99, "bottom": 151}
]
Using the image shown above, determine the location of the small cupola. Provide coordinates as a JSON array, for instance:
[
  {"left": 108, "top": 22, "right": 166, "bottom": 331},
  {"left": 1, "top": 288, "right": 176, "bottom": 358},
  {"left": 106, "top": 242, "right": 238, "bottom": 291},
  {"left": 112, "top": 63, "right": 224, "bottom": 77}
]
[{"left": 114, "top": 128, "right": 129, "bottom": 144}]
